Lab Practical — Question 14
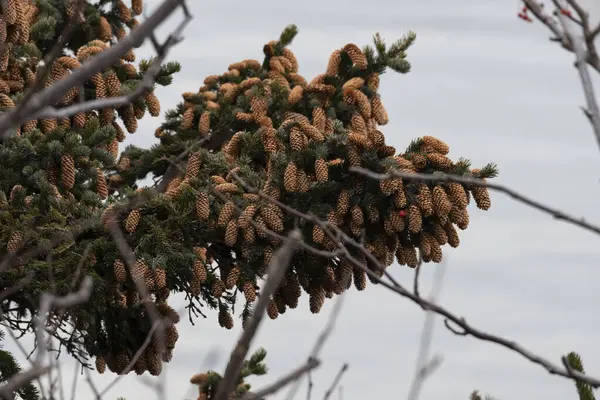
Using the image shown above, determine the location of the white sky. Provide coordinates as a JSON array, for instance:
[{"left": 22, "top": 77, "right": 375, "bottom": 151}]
[{"left": 5, "top": 0, "right": 600, "bottom": 399}]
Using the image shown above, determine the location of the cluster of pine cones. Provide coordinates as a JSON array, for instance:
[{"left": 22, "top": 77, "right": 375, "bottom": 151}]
[
  {"left": 129, "top": 31, "right": 495, "bottom": 322},
  {"left": 0, "top": 0, "right": 160, "bottom": 201}
]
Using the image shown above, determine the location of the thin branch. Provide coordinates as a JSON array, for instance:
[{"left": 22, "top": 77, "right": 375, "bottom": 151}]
[
  {"left": 241, "top": 358, "right": 321, "bottom": 400},
  {"left": 322, "top": 364, "right": 349, "bottom": 400},
  {"left": 349, "top": 167, "right": 600, "bottom": 236},
  {"left": 214, "top": 229, "right": 303, "bottom": 400},
  {"left": 0, "top": 276, "right": 93, "bottom": 399}
]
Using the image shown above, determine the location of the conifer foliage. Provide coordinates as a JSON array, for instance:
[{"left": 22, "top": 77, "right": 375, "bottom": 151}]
[{"left": 0, "top": 0, "right": 498, "bottom": 378}]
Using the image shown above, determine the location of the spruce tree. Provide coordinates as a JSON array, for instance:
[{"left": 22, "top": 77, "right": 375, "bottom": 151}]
[
  {"left": 0, "top": 329, "right": 40, "bottom": 400},
  {"left": 0, "top": 0, "right": 498, "bottom": 380}
]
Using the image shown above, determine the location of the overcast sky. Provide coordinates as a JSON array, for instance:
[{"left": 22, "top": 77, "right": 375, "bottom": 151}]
[{"left": 6, "top": 0, "right": 600, "bottom": 399}]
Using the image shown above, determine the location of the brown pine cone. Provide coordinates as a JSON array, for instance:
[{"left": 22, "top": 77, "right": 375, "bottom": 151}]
[
  {"left": 421, "top": 135, "right": 450, "bottom": 155},
  {"left": 132, "top": 259, "right": 147, "bottom": 282},
  {"left": 449, "top": 205, "right": 469, "bottom": 230},
  {"left": 154, "top": 267, "right": 166, "bottom": 288},
  {"left": 312, "top": 106, "right": 326, "bottom": 131},
  {"left": 325, "top": 49, "right": 342, "bottom": 76},
  {"left": 371, "top": 95, "right": 389, "bottom": 125},
  {"left": 267, "top": 299, "right": 279, "bottom": 320},
  {"left": 242, "top": 282, "right": 256, "bottom": 303},
  {"left": 211, "top": 279, "right": 226, "bottom": 298},
  {"left": 283, "top": 163, "right": 298, "bottom": 192},
  {"left": 427, "top": 153, "right": 453, "bottom": 170},
  {"left": 95, "top": 356, "right": 106, "bottom": 374},
  {"left": 193, "top": 260, "right": 207, "bottom": 283},
  {"left": 350, "top": 205, "right": 364, "bottom": 226},
  {"left": 312, "top": 225, "right": 325, "bottom": 244},
  {"left": 181, "top": 107, "right": 195, "bottom": 130},
  {"left": 218, "top": 309, "right": 234, "bottom": 329},
  {"left": 165, "top": 324, "right": 179, "bottom": 348},
  {"left": 353, "top": 266, "right": 367, "bottom": 291},
  {"left": 195, "top": 111, "right": 211, "bottom": 136},
  {"left": 408, "top": 204, "right": 422, "bottom": 233},
  {"left": 296, "top": 169, "right": 311, "bottom": 192},
  {"left": 195, "top": 192, "right": 210, "bottom": 220},
  {"left": 366, "top": 73, "right": 380, "bottom": 91},
  {"left": 60, "top": 155, "right": 75, "bottom": 189},
  {"left": 6, "top": 231, "right": 22, "bottom": 253},
  {"left": 124, "top": 209, "right": 141, "bottom": 233},
  {"left": 314, "top": 158, "right": 328, "bottom": 182},
  {"left": 132, "top": 0, "right": 143, "bottom": 15},
  {"left": 336, "top": 190, "right": 350, "bottom": 216},
  {"left": 217, "top": 201, "right": 235, "bottom": 227},
  {"left": 224, "top": 220, "right": 239, "bottom": 246},
  {"left": 114, "top": 259, "right": 127, "bottom": 282},
  {"left": 432, "top": 185, "right": 452, "bottom": 217},
  {"left": 471, "top": 183, "right": 491, "bottom": 210},
  {"left": 342, "top": 43, "right": 368, "bottom": 69},
  {"left": 225, "top": 267, "right": 240, "bottom": 289},
  {"left": 289, "top": 126, "right": 304, "bottom": 151},
  {"left": 288, "top": 85, "right": 304, "bottom": 105},
  {"left": 417, "top": 184, "right": 434, "bottom": 217},
  {"left": 259, "top": 204, "right": 284, "bottom": 233}
]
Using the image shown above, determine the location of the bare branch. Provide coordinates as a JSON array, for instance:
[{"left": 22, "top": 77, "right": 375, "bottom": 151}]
[
  {"left": 214, "top": 229, "right": 303, "bottom": 400},
  {"left": 0, "top": 276, "right": 93, "bottom": 399},
  {"left": 241, "top": 358, "right": 321, "bottom": 400},
  {"left": 322, "top": 364, "right": 349, "bottom": 400}
]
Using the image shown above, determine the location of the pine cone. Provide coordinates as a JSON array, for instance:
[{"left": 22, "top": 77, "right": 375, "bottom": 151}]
[
  {"left": 40, "top": 118, "right": 57, "bottom": 133},
  {"left": 427, "top": 153, "right": 453, "bottom": 170},
  {"left": 336, "top": 190, "right": 350, "bottom": 216},
  {"left": 218, "top": 309, "right": 234, "bottom": 329},
  {"left": 449, "top": 205, "right": 469, "bottom": 230},
  {"left": 260, "top": 204, "right": 284, "bottom": 232},
  {"left": 367, "top": 73, "right": 380, "bottom": 91},
  {"left": 421, "top": 135, "right": 450, "bottom": 155},
  {"left": 408, "top": 204, "right": 422, "bottom": 233},
  {"left": 115, "top": 0, "right": 131, "bottom": 22},
  {"left": 289, "top": 126, "right": 305, "bottom": 151},
  {"left": 417, "top": 184, "right": 434, "bottom": 217},
  {"left": 288, "top": 85, "right": 303, "bottom": 105},
  {"left": 471, "top": 183, "right": 491, "bottom": 210},
  {"left": 132, "top": 0, "right": 143, "bottom": 15},
  {"left": 217, "top": 201, "right": 235, "bottom": 227},
  {"left": 155, "top": 267, "right": 166, "bottom": 288},
  {"left": 342, "top": 43, "right": 368, "bottom": 69},
  {"left": 325, "top": 49, "right": 342, "bottom": 76},
  {"left": 226, "top": 267, "right": 240, "bottom": 289},
  {"left": 312, "top": 225, "right": 325, "bottom": 244},
  {"left": 146, "top": 349, "right": 162, "bottom": 376},
  {"left": 95, "top": 356, "right": 106, "bottom": 374},
  {"left": 113, "top": 259, "right": 127, "bottom": 282},
  {"left": 446, "top": 182, "right": 468, "bottom": 209},
  {"left": 165, "top": 325, "right": 179, "bottom": 348},
  {"left": 60, "top": 155, "right": 75, "bottom": 189},
  {"left": 181, "top": 107, "right": 195, "bottom": 129},
  {"left": 312, "top": 106, "right": 326, "bottom": 132},
  {"left": 442, "top": 222, "right": 459, "bottom": 248},
  {"left": 211, "top": 279, "right": 226, "bottom": 298},
  {"left": 6, "top": 231, "right": 22, "bottom": 252},
  {"left": 371, "top": 95, "right": 389, "bottom": 125},
  {"left": 432, "top": 185, "right": 452, "bottom": 216},
  {"left": 267, "top": 299, "right": 278, "bottom": 320},
  {"left": 350, "top": 205, "right": 364, "bottom": 226},
  {"left": 192, "top": 260, "right": 207, "bottom": 283},
  {"left": 353, "top": 266, "right": 367, "bottom": 291},
  {"left": 124, "top": 209, "right": 141, "bottom": 233},
  {"left": 196, "top": 192, "right": 210, "bottom": 220},
  {"left": 132, "top": 259, "right": 147, "bottom": 282},
  {"left": 198, "top": 111, "right": 211, "bottom": 135},
  {"left": 242, "top": 282, "right": 256, "bottom": 303},
  {"left": 283, "top": 163, "right": 298, "bottom": 192},
  {"left": 314, "top": 158, "right": 328, "bottom": 182}
]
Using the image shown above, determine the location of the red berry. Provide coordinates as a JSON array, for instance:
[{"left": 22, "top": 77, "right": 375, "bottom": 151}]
[
  {"left": 560, "top": 9, "right": 572, "bottom": 17},
  {"left": 399, "top": 210, "right": 406, "bottom": 218}
]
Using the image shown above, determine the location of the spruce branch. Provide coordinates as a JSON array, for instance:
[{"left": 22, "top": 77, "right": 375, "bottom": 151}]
[
  {"left": 0, "top": 0, "right": 192, "bottom": 140},
  {"left": 228, "top": 168, "right": 600, "bottom": 389}
]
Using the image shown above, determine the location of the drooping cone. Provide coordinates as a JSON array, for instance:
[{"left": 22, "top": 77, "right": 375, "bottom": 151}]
[
  {"left": 60, "top": 155, "right": 75, "bottom": 189},
  {"left": 309, "top": 286, "right": 326, "bottom": 314},
  {"left": 144, "top": 91, "right": 161, "bottom": 116},
  {"left": 185, "top": 152, "right": 201, "bottom": 179},
  {"left": 242, "top": 282, "right": 256, "bottom": 303},
  {"left": 6, "top": 231, "right": 22, "bottom": 252},
  {"left": 267, "top": 299, "right": 279, "bottom": 320},
  {"left": 195, "top": 192, "right": 210, "bottom": 220},
  {"left": 95, "top": 356, "right": 106, "bottom": 374},
  {"left": 124, "top": 209, "right": 141, "bottom": 233},
  {"left": 225, "top": 267, "right": 240, "bottom": 289},
  {"left": 96, "top": 168, "right": 108, "bottom": 199},
  {"left": 218, "top": 309, "right": 234, "bottom": 329},
  {"left": 114, "top": 259, "right": 127, "bottom": 283}
]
